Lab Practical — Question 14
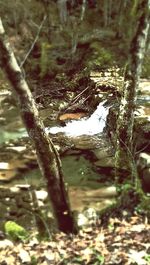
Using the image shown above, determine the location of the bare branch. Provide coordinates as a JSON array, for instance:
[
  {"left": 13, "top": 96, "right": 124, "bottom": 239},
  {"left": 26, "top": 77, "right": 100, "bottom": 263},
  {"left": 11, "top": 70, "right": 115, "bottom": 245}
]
[{"left": 20, "top": 15, "right": 47, "bottom": 68}]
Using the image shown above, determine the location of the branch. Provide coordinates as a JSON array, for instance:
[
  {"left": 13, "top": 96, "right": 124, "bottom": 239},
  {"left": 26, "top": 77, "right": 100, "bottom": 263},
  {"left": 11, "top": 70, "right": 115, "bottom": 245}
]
[{"left": 20, "top": 15, "right": 47, "bottom": 68}]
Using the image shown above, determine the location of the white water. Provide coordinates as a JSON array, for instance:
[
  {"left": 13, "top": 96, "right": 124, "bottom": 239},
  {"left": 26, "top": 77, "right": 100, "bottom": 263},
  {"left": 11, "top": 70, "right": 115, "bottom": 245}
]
[{"left": 45, "top": 101, "right": 109, "bottom": 137}]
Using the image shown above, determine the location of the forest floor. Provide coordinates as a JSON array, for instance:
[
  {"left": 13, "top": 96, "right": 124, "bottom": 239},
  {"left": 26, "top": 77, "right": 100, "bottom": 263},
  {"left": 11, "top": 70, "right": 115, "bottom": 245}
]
[{"left": 0, "top": 213, "right": 150, "bottom": 265}]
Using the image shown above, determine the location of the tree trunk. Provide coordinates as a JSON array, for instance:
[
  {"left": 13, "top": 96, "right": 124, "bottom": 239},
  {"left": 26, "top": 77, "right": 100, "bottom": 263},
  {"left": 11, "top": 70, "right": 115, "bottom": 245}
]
[
  {"left": 103, "top": 0, "right": 112, "bottom": 27},
  {"left": 0, "top": 18, "right": 77, "bottom": 234},
  {"left": 103, "top": 0, "right": 108, "bottom": 27},
  {"left": 115, "top": 0, "right": 128, "bottom": 38},
  {"left": 115, "top": 0, "right": 150, "bottom": 184}
]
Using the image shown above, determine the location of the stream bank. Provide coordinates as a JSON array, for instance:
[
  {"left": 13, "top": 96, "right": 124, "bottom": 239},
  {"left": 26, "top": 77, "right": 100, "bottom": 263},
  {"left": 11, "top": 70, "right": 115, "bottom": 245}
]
[{"left": 0, "top": 70, "right": 150, "bottom": 231}]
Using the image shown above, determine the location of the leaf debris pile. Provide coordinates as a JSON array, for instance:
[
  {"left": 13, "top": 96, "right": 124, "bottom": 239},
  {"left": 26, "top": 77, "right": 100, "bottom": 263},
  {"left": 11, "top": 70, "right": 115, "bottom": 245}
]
[{"left": 0, "top": 214, "right": 150, "bottom": 264}]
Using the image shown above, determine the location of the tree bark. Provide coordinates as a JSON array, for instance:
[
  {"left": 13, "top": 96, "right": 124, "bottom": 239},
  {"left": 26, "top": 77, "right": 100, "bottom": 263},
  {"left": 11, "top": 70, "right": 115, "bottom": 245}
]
[
  {"left": 0, "top": 18, "right": 77, "bottom": 234},
  {"left": 115, "top": 0, "right": 150, "bottom": 184},
  {"left": 115, "top": 0, "right": 128, "bottom": 38}
]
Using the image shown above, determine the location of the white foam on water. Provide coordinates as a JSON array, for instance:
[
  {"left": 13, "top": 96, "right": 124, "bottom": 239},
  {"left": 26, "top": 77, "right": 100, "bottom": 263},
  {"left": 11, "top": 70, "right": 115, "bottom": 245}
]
[{"left": 45, "top": 101, "right": 109, "bottom": 136}]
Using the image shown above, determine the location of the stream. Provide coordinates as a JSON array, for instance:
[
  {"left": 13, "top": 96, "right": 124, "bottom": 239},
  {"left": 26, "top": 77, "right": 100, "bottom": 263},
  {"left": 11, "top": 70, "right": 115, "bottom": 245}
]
[
  {"left": 0, "top": 77, "right": 149, "bottom": 229},
  {"left": 46, "top": 101, "right": 109, "bottom": 136},
  {"left": 0, "top": 96, "right": 116, "bottom": 228}
]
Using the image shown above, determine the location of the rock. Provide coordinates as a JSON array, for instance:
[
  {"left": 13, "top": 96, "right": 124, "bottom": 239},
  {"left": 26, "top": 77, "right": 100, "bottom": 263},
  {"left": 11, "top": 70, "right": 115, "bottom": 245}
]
[
  {"left": 139, "top": 80, "right": 150, "bottom": 94},
  {"left": 10, "top": 187, "right": 20, "bottom": 193},
  {"left": 94, "top": 157, "right": 115, "bottom": 168},
  {"left": 18, "top": 249, "right": 31, "bottom": 263},
  {"left": 4, "top": 221, "right": 29, "bottom": 241},
  {"left": 0, "top": 162, "right": 9, "bottom": 170},
  {"left": 35, "top": 190, "right": 48, "bottom": 201},
  {"left": 142, "top": 170, "right": 150, "bottom": 192},
  {"left": 83, "top": 208, "right": 97, "bottom": 224},
  {"left": 77, "top": 213, "right": 89, "bottom": 226},
  {"left": 59, "top": 112, "right": 86, "bottom": 121},
  {"left": 138, "top": 152, "right": 150, "bottom": 192},
  {"left": 0, "top": 169, "right": 18, "bottom": 181},
  {"left": 6, "top": 146, "right": 26, "bottom": 152},
  {"left": 0, "top": 239, "right": 14, "bottom": 249},
  {"left": 86, "top": 186, "right": 117, "bottom": 197},
  {"left": 0, "top": 230, "right": 5, "bottom": 239},
  {"left": 15, "top": 184, "right": 31, "bottom": 190},
  {"left": 73, "top": 135, "right": 110, "bottom": 150},
  {"left": 93, "top": 148, "right": 113, "bottom": 160},
  {"left": 77, "top": 208, "right": 98, "bottom": 226},
  {"left": 138, "top": 153, "right": 150, "bottom": 168}
]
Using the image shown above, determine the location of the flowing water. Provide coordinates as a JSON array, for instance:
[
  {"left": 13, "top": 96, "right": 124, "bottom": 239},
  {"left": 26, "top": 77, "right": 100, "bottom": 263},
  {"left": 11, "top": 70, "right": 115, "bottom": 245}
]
[{"left": 46, "top": 101, "right": 109, "bottom": 136}]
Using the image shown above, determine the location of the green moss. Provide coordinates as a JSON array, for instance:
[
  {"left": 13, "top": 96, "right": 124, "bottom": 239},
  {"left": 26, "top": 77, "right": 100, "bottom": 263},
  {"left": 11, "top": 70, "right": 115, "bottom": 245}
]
[
  {"left": 136, "top": 195, "right": 150, "bottom": 218},
  {"left": 40, "top": 42, "right": 54, "bottom": 77},
  {"left": 87, "top": 42, "right": 114, "bottom": 70},
  {"left": 4, "top": 221, "right": 29, "bottom": 241},
  {"left": 142, "top": 53, "right": 150, "bottom": 78},
  {"left": 31, "top": 255, "right": 38, "bottom": 265}
]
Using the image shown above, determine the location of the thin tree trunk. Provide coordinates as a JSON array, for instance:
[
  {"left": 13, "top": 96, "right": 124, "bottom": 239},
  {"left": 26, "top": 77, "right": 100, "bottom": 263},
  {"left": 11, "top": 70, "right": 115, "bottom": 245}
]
[
  {"left": 103, "top": 0, "right": 112, "bottom": 27},
  {"left": 116, "top": 0, "right": 128, "bottom": 38},
  {"left": 103, "top": 0, "right": 108, "bottom": 27},
  {"left": 115, "top": 0, "right": 150, "bottom": 184},
  {"left": 0, "top": 18, "right": 77, "bottom": 234}
]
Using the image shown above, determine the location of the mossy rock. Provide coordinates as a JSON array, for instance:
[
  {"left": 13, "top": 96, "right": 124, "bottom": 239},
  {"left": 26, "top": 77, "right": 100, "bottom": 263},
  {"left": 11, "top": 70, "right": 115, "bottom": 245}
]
[{"left": 4, "top": 221, "right": 29, "bottom": 241}]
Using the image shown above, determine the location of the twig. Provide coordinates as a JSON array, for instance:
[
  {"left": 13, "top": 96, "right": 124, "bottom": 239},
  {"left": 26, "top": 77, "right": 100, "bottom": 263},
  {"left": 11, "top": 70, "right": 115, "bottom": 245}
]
[
  {"left": 20, "top": 15, "right": 47, "bottom": 68},
  {"left": 135, "top": 142, "right": 150, "bottom": 155},
  {"left": 71, "top": 86, "right": 89, "bottom": 104}
]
